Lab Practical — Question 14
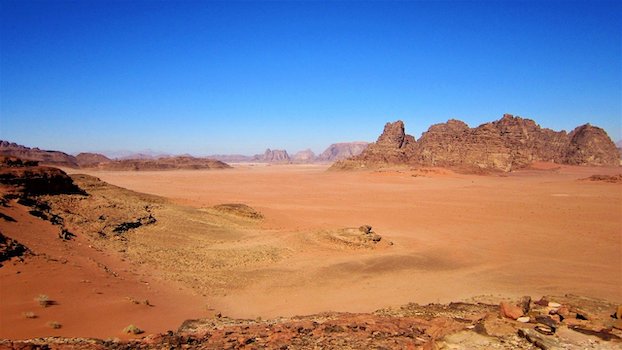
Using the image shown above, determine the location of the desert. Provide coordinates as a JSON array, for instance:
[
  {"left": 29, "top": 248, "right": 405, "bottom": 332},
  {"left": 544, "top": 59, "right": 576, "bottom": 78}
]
[
  {"left": 2, "top": 1, "right": 622, "bottom": 348},
  {"left": 1, "top": 131, "right": 621, "bottom": 348}
]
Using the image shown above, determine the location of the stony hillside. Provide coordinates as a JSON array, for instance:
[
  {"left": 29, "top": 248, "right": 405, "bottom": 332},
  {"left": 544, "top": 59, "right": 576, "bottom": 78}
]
[
  {"left": 333, "top": 114, "right": 619, "bottom": 172},
  {"left": 0, "top": 141, "right": 79, "bottom": 168},
  {"left": 3, "top": 294, "right": 621, "bottom": 349}
]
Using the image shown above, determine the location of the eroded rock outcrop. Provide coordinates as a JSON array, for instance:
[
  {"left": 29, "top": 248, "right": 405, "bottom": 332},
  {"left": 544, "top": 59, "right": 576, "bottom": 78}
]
[
  {"left": 333, "top": 114, "right": 619, "bottom": 172},
  {"left": 254, "top": 149, "right": 290, "bottom": 163},
  {"left": 0, "top": 141, "right": 79, "bottom": 168},
  {"left": 0, "top": 157, "right": 85, "bottom": 197}
]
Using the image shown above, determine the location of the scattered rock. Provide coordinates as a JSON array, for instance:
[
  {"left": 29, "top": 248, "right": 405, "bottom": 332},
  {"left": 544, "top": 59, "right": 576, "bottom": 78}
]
[
  {"left": 516, "top": 316, "right": 530, "bottom": 323},
  {"left": 0, "top": 232, "right": 31, "bottom": 265},
  {"left": 519, "top": 295, "right": 531, "bottom": 315},
  {"left": 358, "top": 225, "right": 373, "bottom": 234},
  {"left": 500, "top": 301, "right": 524, "bottom": 320}
]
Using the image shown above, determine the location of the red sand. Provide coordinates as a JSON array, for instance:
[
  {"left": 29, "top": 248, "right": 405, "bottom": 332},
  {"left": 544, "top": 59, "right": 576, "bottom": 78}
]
[
  {"left": 0, "top": 202, "right": 208, "bottom": 340},
  {"left": 2, "top": 163, "right": 620, "bottom": 339}
]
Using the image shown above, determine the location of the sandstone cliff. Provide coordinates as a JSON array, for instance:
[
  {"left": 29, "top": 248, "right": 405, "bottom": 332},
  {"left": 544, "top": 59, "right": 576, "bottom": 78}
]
[{"left": 333, "top": 114, "right": 618, "bottom": 172}]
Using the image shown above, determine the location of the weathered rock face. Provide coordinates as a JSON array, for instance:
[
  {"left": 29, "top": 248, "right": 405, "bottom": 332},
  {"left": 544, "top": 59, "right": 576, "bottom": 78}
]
[
  {"left": 565, "top": 124, "right": 620, "bottom": 166},
  {"left": 346, "top": 121, "right": 416, "bottom": 165},
  {"left": 334, "top": 114, "right": 619, "bottom": 172},
  {"left": 255, "top": 149, "right": 290, "bottom": 163},
  {"left": 292, "top": 149, "right": 316, "bottom": 163},
  {"left": 318, "top": 142, "right": 369, "bottom": 162},
  {"left": 75, "top": 152, "right": 111, "bottom": 167},
  {"left": 0, "top": 141, "right": 79, "bottom": 168}
]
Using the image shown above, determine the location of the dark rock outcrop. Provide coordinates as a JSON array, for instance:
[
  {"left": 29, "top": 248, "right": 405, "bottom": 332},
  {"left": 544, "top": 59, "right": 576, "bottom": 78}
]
[
  {"left": 0, "top": 232, "right": 31, "bottom": 265},
  {"left": 0, "top": 141, "right": 79, "bottom": 168},
  {"left": 333, "top": 114, "right": 619, "bottom": 172},
  {"left": 0, "top": 157, "right": 85, "bottom": 197}
]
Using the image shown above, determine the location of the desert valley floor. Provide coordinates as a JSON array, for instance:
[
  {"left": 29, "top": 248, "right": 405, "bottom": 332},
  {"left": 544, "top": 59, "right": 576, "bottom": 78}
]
[{"left": 1, "top": 163, "right": 621, "bottom": 340}]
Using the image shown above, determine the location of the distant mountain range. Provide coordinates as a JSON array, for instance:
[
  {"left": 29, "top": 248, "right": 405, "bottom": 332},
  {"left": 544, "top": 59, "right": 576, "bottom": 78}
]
[{"left": 0, "top": 140, "right": 370, "bottom": 169}]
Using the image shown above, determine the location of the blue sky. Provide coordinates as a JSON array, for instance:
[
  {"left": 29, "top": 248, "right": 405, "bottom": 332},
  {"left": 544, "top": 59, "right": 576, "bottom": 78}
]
[{"left": 1, "top": 1, "right": 620, "bottom": 156}]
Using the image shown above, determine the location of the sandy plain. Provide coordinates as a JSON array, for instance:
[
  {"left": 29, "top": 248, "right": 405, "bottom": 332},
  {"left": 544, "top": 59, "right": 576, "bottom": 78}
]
[
  {"left": 74, "top": 164, "right": 622, "bottom": 313},
  {"left": 2, "top": 163, "right": 621, "bottom": 339}
]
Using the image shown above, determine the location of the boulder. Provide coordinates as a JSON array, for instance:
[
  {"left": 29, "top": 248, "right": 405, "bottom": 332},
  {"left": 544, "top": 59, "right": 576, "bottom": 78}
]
[{"left": 499, "top": 301, "right": 523, "bottom": 320}]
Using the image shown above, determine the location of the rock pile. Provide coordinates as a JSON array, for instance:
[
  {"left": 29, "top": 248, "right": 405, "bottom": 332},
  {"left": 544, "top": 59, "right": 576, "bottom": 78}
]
[{"left": 333, "top": 114, "right": 619, "bottom": 172}]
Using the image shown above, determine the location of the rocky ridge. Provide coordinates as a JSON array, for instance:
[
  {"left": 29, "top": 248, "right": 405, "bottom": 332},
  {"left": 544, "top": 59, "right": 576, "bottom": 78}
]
[
  {"left": 81, "top": 156, "right": 231, "bottom": 171},
  {"left": 0, "top": 141, "right": 79, "bottom": 168},
  {"left": 333, "top": 114, "right": 619, "bottom": 172},
  {"left": 76, "top": 152, "right": 112, "bottom": 167}
]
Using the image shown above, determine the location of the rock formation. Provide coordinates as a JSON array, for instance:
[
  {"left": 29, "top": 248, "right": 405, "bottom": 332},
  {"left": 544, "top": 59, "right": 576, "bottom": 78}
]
[
  {"left": 292, "top": 149, "right": 316, "bottom": 163},
  {"left": 0, "top": 157, "right": 85, "bottom": 197},
  {"left": 92, "top": 156, "right": 231, "bottom": 171},
  {"left": 317, "top": 142, "right": 369, "bottom": 162},
  {"left": 254, "top": 149, "right": 290, "bottom": 163},
  {"left": 75, "top": 152, "right": 111, "bottom": 167},
  {"left": 333, "top": 114, "right": 619, "bottom": 172},
  {"left": 0, "top": 141, "right": 79, "bottom": 168}
]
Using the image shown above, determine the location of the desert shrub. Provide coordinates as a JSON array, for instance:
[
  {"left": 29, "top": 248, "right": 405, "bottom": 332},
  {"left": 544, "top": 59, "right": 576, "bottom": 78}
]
[
  {"left": 23, "top": 311, "right": 37, "bottom": 319},
  {"left": 47, "top": 321, "right": 62, "bottom": 329},
  {"left": 35, "top": 294, "right": 51, "bottom": 307},
  {"left": 123, "top": 324, "right": 144, "bottom": 334}
]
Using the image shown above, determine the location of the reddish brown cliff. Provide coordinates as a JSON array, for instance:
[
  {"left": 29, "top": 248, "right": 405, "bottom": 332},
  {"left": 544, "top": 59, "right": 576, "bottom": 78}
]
[{"left": 333, "top": 114, "right": 618, "bottom": 172}]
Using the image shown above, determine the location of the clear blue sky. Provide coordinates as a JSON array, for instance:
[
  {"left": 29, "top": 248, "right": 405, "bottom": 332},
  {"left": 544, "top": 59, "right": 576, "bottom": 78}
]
[{"left": 1, "top": 1, "right": 620, "bottom": 156}]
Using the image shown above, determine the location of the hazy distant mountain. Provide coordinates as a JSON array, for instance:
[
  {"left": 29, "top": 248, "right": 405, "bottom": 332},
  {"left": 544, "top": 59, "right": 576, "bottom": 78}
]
[
  {"left": 292, "top": 149, "right": 316, "bottom": 163},
  {"left": 254, "top": 149, "right": 290, "bottom": 163},
  {"left": 317, "top": 142, "right": 369, "bottom": 162},
  {"left": 88, "top": 156, "right": 231, "bottom": 171},
  {"left": 208, "top": 154, "right": 255, "bottom": 163},
  {"left": 97, "top": 149, "right": 172, "bottom": 160},
  {"left": 0, "top": 140, "right": 79, "bottom": 167},
  {"left": 75, "top": 152, "right": 111, "bottom": 167}
]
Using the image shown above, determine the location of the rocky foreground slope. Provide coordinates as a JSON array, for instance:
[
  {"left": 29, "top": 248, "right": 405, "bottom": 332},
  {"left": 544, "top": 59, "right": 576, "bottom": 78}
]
[
  {"left": 2, "top": 294, "right": 622, "bottom": 349},
  {"left": 333, "top": 114, "right": 619, "bottom": 172}
]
